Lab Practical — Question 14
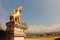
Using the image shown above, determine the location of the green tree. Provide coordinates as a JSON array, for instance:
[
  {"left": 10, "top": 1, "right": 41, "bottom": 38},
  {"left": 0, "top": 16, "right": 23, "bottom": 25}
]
[
  {"left": 21, "top": 22, "right": 28, "bottom": 30},
  {"left": 0, "top": 25, "right": 3, "bottom": 30}
]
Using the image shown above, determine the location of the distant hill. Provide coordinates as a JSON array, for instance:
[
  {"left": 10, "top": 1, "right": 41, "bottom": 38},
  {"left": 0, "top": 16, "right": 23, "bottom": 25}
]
[{"left": 25, "top": 24, "right": 60, "bottom": 34}]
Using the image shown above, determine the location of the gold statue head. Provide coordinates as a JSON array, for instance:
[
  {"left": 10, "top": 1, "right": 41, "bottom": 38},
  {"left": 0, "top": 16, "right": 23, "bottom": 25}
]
[{"left": 16, "top": 6, "right": 23, "bottom": 12}]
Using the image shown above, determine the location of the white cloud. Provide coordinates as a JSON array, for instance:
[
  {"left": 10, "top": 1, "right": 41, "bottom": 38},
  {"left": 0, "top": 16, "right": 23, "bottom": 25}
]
[{"left": 25, "top": 24, "right": 60, "bottom": 33}]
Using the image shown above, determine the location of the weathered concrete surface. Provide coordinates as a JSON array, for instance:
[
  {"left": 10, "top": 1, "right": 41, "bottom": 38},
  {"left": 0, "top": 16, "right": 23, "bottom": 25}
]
[
  {"left": 14, "top": 37, "right": 24, "bottom": 40},
  {"left": 14, "top": 27, "right": 25, "bottom": 37}
]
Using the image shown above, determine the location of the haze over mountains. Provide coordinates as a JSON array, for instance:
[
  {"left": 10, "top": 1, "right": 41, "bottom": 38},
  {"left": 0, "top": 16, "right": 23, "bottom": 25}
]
[{"left": 25, "top": 24, "right": 60, "bottom": 33}]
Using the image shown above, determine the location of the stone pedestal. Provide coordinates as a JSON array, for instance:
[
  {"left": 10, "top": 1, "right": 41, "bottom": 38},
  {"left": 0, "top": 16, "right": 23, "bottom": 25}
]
[{"left": 6, "top": 21, "right": 25, "bottom": 40}]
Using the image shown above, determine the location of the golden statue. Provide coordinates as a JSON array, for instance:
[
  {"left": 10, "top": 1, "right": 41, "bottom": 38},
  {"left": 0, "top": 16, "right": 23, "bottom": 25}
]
[
  {"left": 9, "top": 6, "right": 23, "bottom": 23},
  {"left": 6, "top": 6, "right": 25, "bottom": 40}
]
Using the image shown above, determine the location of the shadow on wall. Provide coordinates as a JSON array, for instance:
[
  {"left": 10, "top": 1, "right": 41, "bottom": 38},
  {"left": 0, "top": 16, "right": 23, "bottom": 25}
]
[{"left": 55, "top": 38, "right": 60, "bottom": 40}]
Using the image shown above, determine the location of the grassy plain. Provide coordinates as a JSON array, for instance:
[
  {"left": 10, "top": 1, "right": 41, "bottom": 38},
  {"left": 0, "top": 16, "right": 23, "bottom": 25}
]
[{"left": 25, "top": 36, "right": 60, "bottom": 40}]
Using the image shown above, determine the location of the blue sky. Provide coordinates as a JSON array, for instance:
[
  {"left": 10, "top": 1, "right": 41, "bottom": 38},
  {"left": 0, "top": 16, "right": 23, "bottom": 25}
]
[{"left": 0, "top": 0, "right": 60, "bottom": 29}]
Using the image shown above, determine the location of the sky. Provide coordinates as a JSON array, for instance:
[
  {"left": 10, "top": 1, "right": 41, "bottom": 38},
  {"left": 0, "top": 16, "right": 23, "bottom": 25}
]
[{"left": 0, "top": 0, "right": 60, "bottom": 30}]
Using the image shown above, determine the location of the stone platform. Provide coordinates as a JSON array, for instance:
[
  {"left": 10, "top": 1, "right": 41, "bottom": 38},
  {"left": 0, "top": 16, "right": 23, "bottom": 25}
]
[{"left": 6, "top": 21, "right": 25, "bottom": 40}]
